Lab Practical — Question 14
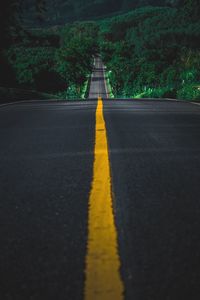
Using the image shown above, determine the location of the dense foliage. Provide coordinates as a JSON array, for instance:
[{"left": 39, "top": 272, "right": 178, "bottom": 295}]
[
  {"left": 0, "top": 0, "right": 98, "bottom": 100},
  {"left": 1, "top": 22, "right": 98, "bottom": 100},
  {"left": 1, "top": 0, "right": 200, "bottom": 101},
  {"left": 55, "top": 22, "right": 98, "bottom": 97},
  {"left": 99, "top": 2, "right": 200, "bottom": 100}
]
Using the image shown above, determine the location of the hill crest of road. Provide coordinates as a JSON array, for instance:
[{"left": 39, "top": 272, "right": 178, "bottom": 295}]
[{"left": 88, "top": 57, "right": 108, "bottom": 99}]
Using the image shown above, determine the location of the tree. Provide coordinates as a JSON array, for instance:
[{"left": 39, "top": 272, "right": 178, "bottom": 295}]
[{"left": 182, "top": 0, "right": 200, "bottom": 21}]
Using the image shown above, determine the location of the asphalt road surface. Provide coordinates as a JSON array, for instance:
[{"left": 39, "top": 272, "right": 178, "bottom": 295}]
[
  {"left": 0, "top": 58, "right": 200, "bottom": 300},
  {"left": 88, "top": 57, "right": 108, "bottom": 99}
]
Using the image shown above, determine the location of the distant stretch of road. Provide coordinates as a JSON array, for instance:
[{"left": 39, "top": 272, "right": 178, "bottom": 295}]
[
  {"left": 88, "top": 57, "right": 108, "bottom": 99},
  {"left": 0, "top": 58, "right": 200, "bottom": 300}
]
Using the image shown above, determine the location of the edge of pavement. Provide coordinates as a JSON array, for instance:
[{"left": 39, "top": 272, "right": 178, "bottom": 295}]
[
  {"left": 1, "top": 98, "right": 200, "bottom": 109},
  {"left": 0, "top": 98, "right": 99, "bottom": 109}
]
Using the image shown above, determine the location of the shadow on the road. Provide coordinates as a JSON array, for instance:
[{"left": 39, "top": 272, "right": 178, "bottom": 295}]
[{"left": 91, "top": 77, "right": 106, "bottom": 82}]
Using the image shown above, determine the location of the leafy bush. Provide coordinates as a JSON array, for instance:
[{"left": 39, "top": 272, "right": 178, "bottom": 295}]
[
  {"left": 6, "top": 46, "right": 56, "bottom": 88},
  {"left": 177, "top": 85, "right": 200, "bottom": 101}
]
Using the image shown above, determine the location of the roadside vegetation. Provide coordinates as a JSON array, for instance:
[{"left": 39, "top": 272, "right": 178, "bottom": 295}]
[
  {"left": 1, "top": 22, "right": 98, "bottom": 101},
  {"left": 0, "top": 0, "right": 99, "bottom": 102},
  {"left": 1, "top": 0, "right": 200, "bottom": 102},
  {"left": 99, "top": 0, "right": 200, "bottom": 101}
]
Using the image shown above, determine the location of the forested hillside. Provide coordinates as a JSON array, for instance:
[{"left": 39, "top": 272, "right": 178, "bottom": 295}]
[
  {"left": 99, "top": 0, "right": 200, "bottom": 100},
  {"left": 21, "top": 0, "right": 175, "bottom": 26},
  {"left": 0, "top": 22, "right": 98, "bottom": 101},
  {"left": 1, "top": 0, "right": 200, "bottom": 101}
]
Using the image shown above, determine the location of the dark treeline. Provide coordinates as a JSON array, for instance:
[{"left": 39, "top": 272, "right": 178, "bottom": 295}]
[
  {"left": 2, "top": 22, "right": 98, "bottom": 99},
  {"left": 99, "top": 0, "right": 200, "bottom": 100},
  {"left": 1, "top": 0, "right": 200, "bottom": 101},
  {"left": 0, "top": 0, "right": 99, "bottom": 100},
  {"left": 21, "top": 0, "right": 176, "bottom": 26}
]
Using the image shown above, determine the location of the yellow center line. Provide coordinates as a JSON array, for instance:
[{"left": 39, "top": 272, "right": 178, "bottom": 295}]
[{"left": 84, "top": 97, "right": 124, "bottom": 300}]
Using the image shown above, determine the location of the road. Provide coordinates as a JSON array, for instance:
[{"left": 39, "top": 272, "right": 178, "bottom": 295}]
[
  {"left": 0, "top": 58, "right": 200, "bottom": 300},
  {"left": 88, "top": 57, "right": 108, "bottom": 99}
]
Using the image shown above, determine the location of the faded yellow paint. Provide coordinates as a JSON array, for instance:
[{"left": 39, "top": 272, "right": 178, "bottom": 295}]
[{"left": 84, "top": 97, "right": 124, "bottom": 300}]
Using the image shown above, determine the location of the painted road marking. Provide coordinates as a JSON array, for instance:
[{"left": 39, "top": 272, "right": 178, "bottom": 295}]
[{"left": 84, "top": 97, "right": 124, "bottom": 300}]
